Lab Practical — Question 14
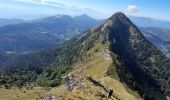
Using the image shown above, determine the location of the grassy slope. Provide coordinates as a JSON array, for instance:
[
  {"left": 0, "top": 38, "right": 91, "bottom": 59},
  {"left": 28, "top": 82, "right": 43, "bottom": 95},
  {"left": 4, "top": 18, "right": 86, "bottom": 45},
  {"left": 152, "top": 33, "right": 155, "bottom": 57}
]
[
  {"left": 56, "top": 43, "right": 141, "bottom": 100},
  {"left": 0, "top": 39, "right": 142, "bottom": 100},
  {"left": 0, "top": 43, "right": 141, "bottom": 100}
]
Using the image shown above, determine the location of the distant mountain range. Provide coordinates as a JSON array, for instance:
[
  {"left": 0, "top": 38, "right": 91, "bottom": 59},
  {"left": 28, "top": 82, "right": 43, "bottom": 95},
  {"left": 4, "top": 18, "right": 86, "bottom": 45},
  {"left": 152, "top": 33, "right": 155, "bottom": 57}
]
[
  {"left": 1, "top": 15, "right": 170, "bottom": 54},
  {"left": 0, "top": 14, "right": 100, "bottom": 53},
  {"left": 128, "top": 16, "right": 170, "bottom": 57},
  {"left": 129, "top": 16, "right": 170, "bottom": 29},
  {"left": 0, "top": 12, "right": 169, "bottom": 99},
  {"left": 140, "top": 27, "right": 170, "bottom": 56},
  {"left": 0, "top": 18, "right": 25, "bottom": 27}
]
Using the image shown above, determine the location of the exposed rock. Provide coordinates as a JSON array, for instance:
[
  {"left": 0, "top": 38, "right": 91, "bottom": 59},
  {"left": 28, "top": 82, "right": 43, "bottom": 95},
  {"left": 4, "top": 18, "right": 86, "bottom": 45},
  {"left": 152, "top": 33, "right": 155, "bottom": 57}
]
[
  {"left": 63, "top": 74, "right": 79, "bottom": 92},
  {"left": 167, "top": 96, "right": 170, "bottom": 100},
  {"left": 43, "top": 94, "right": 61, "bottom": 100}
]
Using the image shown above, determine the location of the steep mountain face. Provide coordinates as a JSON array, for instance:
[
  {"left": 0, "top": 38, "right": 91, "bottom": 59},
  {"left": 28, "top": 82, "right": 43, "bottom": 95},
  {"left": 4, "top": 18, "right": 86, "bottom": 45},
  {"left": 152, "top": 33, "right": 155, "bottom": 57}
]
[
  {"left": 140, "top": 27, "right": 170, "bottom": 56},
  {"left": 129, "top": 16, "right": 170, "bottom": 29},
  {"left": 0, "top": 12, "right": 170, "bottom": 99},
  {"left": 107, "top": 13, "right": 170, "bottom": 97},
  {"left": 0, "top": 14, "right": 100, "bottom": 53},
  {"left": 0, "top": 18, "right": 25, "bottom": 27}
]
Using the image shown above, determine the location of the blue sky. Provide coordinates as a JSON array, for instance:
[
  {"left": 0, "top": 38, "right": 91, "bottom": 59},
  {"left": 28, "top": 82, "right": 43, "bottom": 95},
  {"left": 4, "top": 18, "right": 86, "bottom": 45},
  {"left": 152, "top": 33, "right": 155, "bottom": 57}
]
[{"left": 0, "top": 0, "right": 169, "bottom": 21}]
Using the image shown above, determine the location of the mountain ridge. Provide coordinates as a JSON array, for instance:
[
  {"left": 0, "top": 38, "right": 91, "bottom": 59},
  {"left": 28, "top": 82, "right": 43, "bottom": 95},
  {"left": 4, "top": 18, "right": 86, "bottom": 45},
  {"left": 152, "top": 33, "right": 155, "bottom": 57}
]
[
  {"left": 0, "top": 14, "right": 100, "bottom": 53},
  {"left": 0, "top": 12, "right": 169, "bottom": 99}
]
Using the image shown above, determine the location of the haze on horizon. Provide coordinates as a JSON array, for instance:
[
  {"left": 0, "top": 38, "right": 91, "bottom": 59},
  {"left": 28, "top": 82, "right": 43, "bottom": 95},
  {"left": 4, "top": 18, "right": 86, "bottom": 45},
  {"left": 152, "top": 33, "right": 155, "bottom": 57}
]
[{"left": 0, "top": 0, "right": 170, "bottom": 21}]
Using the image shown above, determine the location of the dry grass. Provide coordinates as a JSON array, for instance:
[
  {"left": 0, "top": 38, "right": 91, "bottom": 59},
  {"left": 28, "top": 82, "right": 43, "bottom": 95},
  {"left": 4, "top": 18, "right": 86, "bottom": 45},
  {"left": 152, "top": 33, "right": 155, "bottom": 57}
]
[
  {"left": 59, "top": 45, "right": 142, "bottom": 100},
  {"left": 0, "top": 43, "right": 142, "bottom": 100}
]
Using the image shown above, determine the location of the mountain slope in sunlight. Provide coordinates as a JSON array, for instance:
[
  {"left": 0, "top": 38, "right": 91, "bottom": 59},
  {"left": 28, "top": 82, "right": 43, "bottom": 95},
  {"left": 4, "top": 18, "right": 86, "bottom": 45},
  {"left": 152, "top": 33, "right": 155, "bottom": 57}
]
[{"left": 0, "top": 12, "right": 170, "bottom": 100}]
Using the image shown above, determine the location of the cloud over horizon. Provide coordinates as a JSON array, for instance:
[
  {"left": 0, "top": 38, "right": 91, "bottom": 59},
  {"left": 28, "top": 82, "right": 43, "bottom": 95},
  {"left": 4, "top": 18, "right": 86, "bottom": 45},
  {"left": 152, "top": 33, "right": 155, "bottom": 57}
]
[
  {"left": 0, "top": 0, "right": 106, "bottom": 20},
  {"left": 0, "top": 0, "right": 169, "bottom": 21},
  {"left": 127, "top": 5, "right": 140, "bottom": 13}
]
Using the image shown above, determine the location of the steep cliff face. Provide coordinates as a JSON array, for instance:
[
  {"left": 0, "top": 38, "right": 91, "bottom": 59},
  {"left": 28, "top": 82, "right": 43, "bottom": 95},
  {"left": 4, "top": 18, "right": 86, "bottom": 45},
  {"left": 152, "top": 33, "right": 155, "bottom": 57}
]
[{"left": 103, "top": 12, "right": 170, "bottom": 97}]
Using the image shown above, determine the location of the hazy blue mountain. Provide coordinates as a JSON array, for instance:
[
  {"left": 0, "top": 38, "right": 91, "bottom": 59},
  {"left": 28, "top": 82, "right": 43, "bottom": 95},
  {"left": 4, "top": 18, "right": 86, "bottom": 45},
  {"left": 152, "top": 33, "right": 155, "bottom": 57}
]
[
  {"left": 129, "top": 16, "right": 170, "bottom": 56},
  {"left": 0, "top": 14, "right": 100, "bottom": 53},
  {"left": 129, "top": 16, "right": 170, "bottom": 29},
  {"left": 140, "top": 27, "right": 170, "bottom": 56},
  {"left": 0, "top": 18, "right": 25, "bottom": 27}
]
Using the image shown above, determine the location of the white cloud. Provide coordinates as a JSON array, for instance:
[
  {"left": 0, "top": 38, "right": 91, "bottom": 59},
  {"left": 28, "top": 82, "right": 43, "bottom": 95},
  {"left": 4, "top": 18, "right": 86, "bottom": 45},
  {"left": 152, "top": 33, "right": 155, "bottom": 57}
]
[
  {"left": 8, "top": 0, "right": 105, "bottom": 19},
  {"left": 127, "top": 5, "right": 140, "bottom": 13}
]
